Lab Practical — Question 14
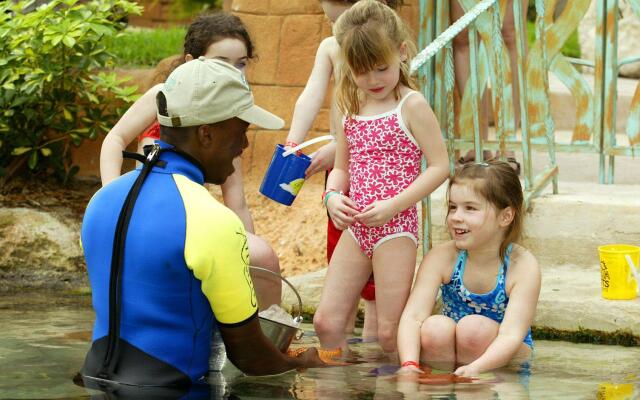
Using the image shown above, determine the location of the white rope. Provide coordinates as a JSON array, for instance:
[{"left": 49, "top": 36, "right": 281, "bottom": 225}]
[{"left": 410, "top": 0, "right": 499, "bottom": 75}]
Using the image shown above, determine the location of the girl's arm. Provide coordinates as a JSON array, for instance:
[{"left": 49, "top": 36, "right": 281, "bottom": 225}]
[
  {"left": 455, "top": 248, "right": 541, "bottom": 376},
  {"left": 325, "top": 114, "right": 359, "bottom": 230},
  {"left": 356, "top": 93, "right": 450, "bottom": 226},
  {"left": 221, "top": 157, "right": 255, "bottom": 234},
  {"left": 286, "top": 37, "right": 335, "bottom": 146},
  {"left": 393, "top": 94, "right": 449, "bottom": 212},
  {"left": 397, "top": 243, "right": 452, "bottom": 373},
  {"left": 100, "top": 84, "right": 163, "bottom": 186}
]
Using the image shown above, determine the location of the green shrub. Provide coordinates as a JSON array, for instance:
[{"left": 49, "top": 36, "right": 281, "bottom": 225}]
[
  {"left": 171, "top": 0, "right": 224, "bottom": 18},
  {"left": 105, "top": 26, "right": 186, "bottom": 67},
  {"left": 0, "top": 0, "right": 142, "bottom": 184}
]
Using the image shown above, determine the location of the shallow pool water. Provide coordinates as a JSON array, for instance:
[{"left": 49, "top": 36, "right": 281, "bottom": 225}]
[{"left": 1, "top": 291, "right": 639, "bottom": 399}]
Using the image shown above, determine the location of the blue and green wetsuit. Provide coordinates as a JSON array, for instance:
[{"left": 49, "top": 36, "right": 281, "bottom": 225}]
[{"left": 80, "top": 141, "right": 257, "bottom": 388}]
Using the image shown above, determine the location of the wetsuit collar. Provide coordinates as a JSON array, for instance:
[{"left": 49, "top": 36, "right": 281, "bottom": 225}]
[{"left": 149, "top": 140, "right": 206, "bottom": 185}]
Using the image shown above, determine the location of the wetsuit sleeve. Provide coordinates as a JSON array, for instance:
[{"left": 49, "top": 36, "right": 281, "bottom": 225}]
[{"left": 173, "top": 174, "right": 258, "bottom": 325}]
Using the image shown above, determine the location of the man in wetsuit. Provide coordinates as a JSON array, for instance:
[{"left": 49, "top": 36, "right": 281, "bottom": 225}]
[{"left": 80, "top": 58, "right": 323, "bottom": 391}]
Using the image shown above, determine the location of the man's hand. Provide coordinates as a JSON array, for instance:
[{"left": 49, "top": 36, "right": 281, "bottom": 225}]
[{"left": 291, "top": 347, "right": 326, "bottom": 369}]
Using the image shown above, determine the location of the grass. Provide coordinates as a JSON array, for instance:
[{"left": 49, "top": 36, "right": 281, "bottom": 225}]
[
  {"left": 105, "top": 21, "right": 581, "bottom": 68},
  {"left": 105, "top": 26, "right": 187, "bottom": 68}
]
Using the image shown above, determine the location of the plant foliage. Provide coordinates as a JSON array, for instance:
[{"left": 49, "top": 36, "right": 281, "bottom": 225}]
[
  {"left": 104, "top": 26, "right": 186, "bottom": 67},
  {"left": 0, "top": 0, "right": 142, "bottom": 183}
]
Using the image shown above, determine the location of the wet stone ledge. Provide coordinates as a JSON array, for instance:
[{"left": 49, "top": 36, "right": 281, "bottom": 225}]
[{"left": 0, "top": 207, "right": 88, "bottom": 291}]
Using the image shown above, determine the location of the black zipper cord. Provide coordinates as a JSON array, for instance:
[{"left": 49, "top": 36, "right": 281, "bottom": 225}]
[{"left": 99, "top": 144, "right": 163, "bottom": 379}]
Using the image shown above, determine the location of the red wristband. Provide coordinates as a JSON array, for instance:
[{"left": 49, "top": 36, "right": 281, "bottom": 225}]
[
  {"left": 284, "top": 141, "right": 301, "bottom": 155},
  {"left": 401, "top": 360, "right": 420, "bottom": 369}
]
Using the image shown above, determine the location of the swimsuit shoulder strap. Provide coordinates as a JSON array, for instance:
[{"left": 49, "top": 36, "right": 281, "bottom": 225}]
[
  {"left": 450, "top": 249, "right": 467, "bottom": 281},
  {"left": 396, "top": 90, "right": 420, "bottom": 111}
]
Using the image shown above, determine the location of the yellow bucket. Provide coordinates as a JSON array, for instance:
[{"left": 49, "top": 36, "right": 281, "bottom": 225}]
[
  {"left": 596, "top": 383, "right": 635, "bottom": 400},
  {"left": 598, "top": 244, "right": 640, "bottom": 300}
]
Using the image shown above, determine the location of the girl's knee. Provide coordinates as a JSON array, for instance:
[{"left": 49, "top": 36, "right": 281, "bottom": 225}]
[
  {"left": 456, "top": 315, "right": 498, "bottom": 350},
  {"left": 250, "top": 242, "right": 280, "bottom": 273},
  {"left": 313, "top": 310, "right": 343, "bottom": 338},
  {"left": 376, "top": 323, "right": 398, "bottom": 352},
  {"left": 313, "top": 311, "right": 331, "bottom": 336},
  {"left": 263, "top": 247, "right": 280, "bottom": 272},
  {"left": 420, "top": 315, "right": 456, "bottom": 347}
]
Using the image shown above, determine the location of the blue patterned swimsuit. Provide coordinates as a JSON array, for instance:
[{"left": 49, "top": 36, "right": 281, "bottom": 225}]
[{"left": 441, "top": 244, "right": 533, "bottom": 348}]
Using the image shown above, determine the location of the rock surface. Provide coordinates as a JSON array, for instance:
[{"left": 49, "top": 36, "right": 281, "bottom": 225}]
[
  {"left": 579, "top": 1, "right": 640, "bottom": 78},
  {"left": 0, "top": 208, "right": 86, "bottom": 290}
]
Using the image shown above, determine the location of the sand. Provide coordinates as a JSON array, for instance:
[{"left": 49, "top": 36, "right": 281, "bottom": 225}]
[{"left": 208, "top": 175, "right": 329, "bottom": 277}]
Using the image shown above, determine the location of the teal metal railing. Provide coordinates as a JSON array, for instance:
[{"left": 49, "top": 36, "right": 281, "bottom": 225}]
[
  {"left": 413, "top": 0, "right": 640, "bottom": 250},
  {"left": 598, "top": 0, "right": 640, "bottom": 183}
]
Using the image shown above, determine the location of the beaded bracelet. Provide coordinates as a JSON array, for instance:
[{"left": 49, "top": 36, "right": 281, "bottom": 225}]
[{"left": 401, "top": 360, "right": 420, "bottom": 369}]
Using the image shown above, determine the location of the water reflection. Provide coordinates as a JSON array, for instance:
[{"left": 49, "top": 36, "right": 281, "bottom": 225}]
[{"left": 1, "top": 292, "right": 640, "bottom": 399}]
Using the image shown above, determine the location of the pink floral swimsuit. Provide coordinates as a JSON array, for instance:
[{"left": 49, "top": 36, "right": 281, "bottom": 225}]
[{"left": 345, "top": 91, "right": 422, "bottom": 258}]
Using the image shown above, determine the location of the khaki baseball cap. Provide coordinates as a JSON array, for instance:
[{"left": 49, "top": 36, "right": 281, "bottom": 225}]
[{"left": 157, "top": 57, "right": 284, "bottom": 129}]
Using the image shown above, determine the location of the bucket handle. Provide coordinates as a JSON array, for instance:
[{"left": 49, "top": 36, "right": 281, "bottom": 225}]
[
  {"left": 624, "top": 255, "right": 640, "bottom": 295},
  {"left": 282, "top": 135, "right": 335, "bottom": 158},
  {"left": 249, "top": 266, "right": 303, "bottom": 322}
]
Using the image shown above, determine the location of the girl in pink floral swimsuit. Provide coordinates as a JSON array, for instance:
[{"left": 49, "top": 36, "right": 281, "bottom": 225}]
[
  {"left": 313, "top": 0, "right": 449, "bottom": 360},
  {"left": 345, "top": 93, "right": 422, "bottom": 257}
]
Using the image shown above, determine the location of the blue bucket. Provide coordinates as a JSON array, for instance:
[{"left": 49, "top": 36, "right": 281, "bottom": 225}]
[
  {"left": 259, "top": 145, "right": 311, "bottom": 206},
  {"left": 259, "top": 135, "right": 334, "bottom": 206}
]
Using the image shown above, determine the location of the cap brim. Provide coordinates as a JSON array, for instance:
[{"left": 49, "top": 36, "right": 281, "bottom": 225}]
[{"left": 236, "top": 105, "right": 284, "bottom": 130}]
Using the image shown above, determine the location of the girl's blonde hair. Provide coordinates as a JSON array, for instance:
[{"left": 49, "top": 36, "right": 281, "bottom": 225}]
[
  {"left": 447, "top": 161, "right": 524, "bottom": 262},
  {"left": 334, "top": 0, "right": 416, "bottom": 116}
]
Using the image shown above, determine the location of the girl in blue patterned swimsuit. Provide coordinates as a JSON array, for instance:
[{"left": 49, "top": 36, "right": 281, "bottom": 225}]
[{"left": 397, "top": 161, "right": 540, "bottom": 377}]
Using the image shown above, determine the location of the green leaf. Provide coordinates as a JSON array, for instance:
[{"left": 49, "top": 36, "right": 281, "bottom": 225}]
[
  {"left": 63, "top": 107, "right": 72, "bottom": 121},
  {"left": 28, "top": 151, "right": 38, "bottom": 169},
  {"left": 12, "top": 147, "right": 32, "bottom": 156},
  {"left": 70, "top": 133, "right": 82, "bottom": 145},
  {"left": 87, "top": 92, "right": 99, "bottom": 103},
  {"left": 51, "top": 35, "right": 63, "bottom": 46},
  {"left": 62, "top": 35, "right": 76, "bottom": 48},
  {"left": 89, "top": 23, "right": 113, "bottom": 36},
  {"left": 0, "top": 0, "right": 139, "bottom": 182}
]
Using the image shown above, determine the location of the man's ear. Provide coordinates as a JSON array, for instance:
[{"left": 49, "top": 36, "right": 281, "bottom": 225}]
[
  {"left": 196, "top": 124, "right": 214, "bottom": 147},
  {"left": 185, "top": 53, "right": 194, "bottom": 62},
  {"left": 499, "top": 206, "right": 515, "bottom": 228}
]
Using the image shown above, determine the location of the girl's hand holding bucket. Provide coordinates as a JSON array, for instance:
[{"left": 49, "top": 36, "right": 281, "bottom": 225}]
[
  {"left": 305, "top": 141, "right": 337, "bottom": 178},
  {"left": 260, "top": 135, "right": 334, "bottom": 206}
]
